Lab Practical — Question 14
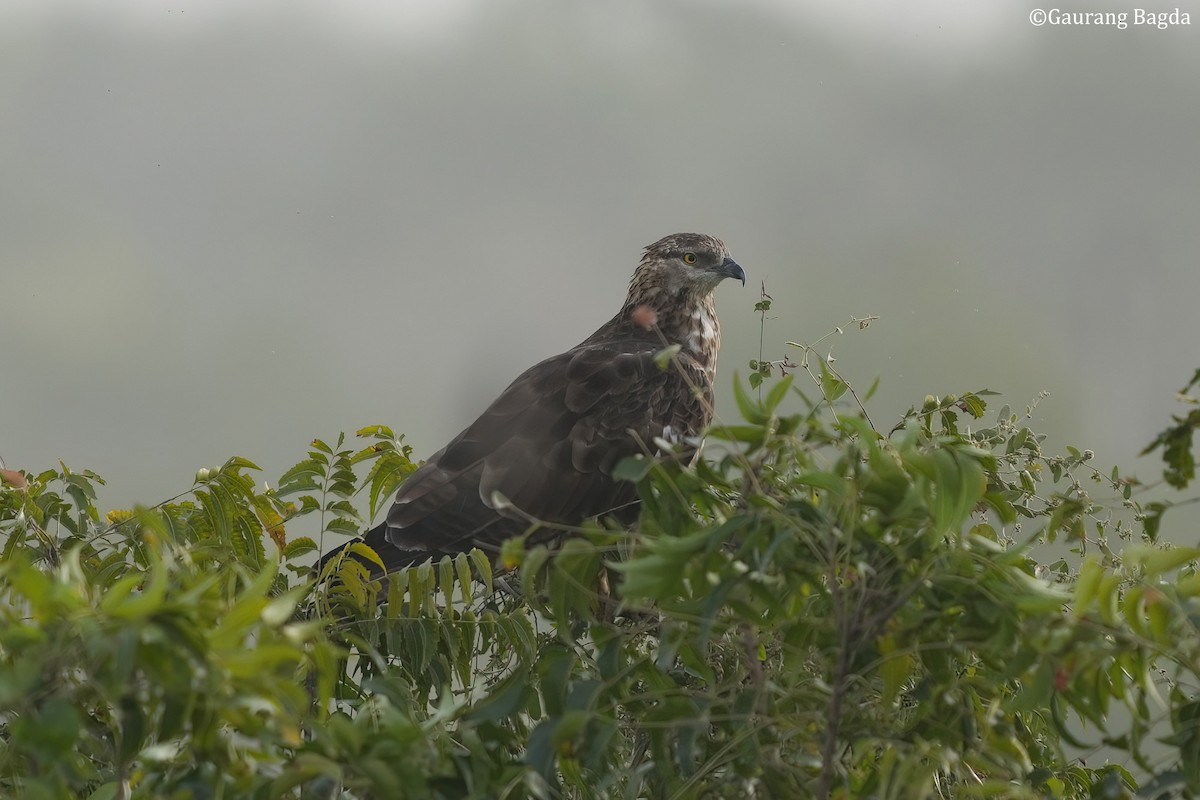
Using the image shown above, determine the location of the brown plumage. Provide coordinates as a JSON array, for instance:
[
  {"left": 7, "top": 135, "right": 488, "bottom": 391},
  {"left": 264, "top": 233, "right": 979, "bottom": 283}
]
[{"left": 318, "top": 233, "right": 745, "bottom": 578}]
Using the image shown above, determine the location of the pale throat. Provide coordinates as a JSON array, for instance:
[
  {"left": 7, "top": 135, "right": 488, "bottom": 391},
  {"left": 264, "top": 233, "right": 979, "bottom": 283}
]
[
  {"left": 639, "top": 289, "right": 721, "bottom": 364},
  {"left": 683, "top": 298, "right": 721, "bottom": 366},
  {"left": 624, "top": 274, "right": 723, "bottom": 369}
]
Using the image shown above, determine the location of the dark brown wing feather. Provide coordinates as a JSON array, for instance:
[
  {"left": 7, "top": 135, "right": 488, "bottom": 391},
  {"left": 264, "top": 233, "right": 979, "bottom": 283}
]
[{"left": 319, "top": 335, "right": 712, "bottom": 577}]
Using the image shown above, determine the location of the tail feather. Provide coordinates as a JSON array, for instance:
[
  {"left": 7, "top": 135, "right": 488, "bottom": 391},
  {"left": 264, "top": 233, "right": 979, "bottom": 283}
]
[{"left": 314, "top": 522, "right": 424, "bottom": 580}]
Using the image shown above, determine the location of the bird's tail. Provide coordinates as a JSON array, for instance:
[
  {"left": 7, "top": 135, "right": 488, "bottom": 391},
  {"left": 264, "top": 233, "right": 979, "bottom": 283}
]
[{"left": 314, "top": 521, "right": 422, "bottom": 582}]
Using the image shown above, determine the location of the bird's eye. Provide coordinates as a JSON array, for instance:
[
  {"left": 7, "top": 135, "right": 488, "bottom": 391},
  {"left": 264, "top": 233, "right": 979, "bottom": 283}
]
[{"left": 682, "top": 252, "right": 697, "bottom": 265}]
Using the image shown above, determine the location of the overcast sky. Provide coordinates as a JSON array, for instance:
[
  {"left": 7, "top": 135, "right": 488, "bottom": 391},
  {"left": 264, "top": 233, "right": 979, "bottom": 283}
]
[{"left": 3, "top": 1, "right": 1197, "bottom": 543}]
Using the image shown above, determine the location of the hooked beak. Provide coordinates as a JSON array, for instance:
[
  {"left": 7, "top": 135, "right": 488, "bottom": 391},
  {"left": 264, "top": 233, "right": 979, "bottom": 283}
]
[{"left": 719, "top": 256, "right": 746, "bottom": 286}]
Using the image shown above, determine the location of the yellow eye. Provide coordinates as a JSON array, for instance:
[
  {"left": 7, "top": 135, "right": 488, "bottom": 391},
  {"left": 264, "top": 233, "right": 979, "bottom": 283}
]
[{"left": 682, "top": 252, "right": 697, "bottom": 265}]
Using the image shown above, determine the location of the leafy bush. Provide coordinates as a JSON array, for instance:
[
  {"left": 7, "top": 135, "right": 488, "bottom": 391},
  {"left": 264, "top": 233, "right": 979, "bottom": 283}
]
[{"left": 2, "top": 343, "right": 1199, "bottom": 798}]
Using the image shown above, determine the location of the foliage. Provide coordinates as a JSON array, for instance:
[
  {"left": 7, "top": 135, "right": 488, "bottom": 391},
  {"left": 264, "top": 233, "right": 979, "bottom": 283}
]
[
  {"left": 1142, "top": 369, "right": 1200, "bottom": 490},
  {"left": 0, "top": 460, "right": 339, "bottom": 799},
  {"left": 2, "top": 352, "right": 1200, "bottom": 797}
]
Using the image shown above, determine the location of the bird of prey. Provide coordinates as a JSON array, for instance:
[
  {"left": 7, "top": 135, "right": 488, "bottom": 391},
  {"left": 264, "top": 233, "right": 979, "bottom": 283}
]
[{"left": 318, "top": 233, "right": 745, "bottom": 579}]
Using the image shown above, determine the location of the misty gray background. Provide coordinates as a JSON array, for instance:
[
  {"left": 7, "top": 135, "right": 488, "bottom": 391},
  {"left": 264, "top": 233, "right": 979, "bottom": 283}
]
[{"left": 2, "top": 1, "right": 1197, "bottom": 541}]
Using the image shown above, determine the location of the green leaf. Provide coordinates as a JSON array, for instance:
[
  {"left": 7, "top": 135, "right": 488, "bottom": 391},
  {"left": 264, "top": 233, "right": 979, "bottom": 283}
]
[
  {"left": 519, "top": 545, "right": 551, "bottom": 610},
  {"left": 1122, "top": 545, "right": 1200, "bottom": 578},
  {"left": 819, "top": 360, "right": 847, "bottom": 402},
  {"left": 763, "top": 373, "right": 794, "bottom": 415},
  {"left": 326, "top": 517, "right": 360, "bottom": 536},
  {"left": 12, "top": 696, "right": 80, "bottom": 759},
  {"left": 99, "top": 572, "right": 145, "bottom": 616},
  {"left": 612, "top": 455, "right": 653, "bottom": 483},
  {"left": 653, "top": 344, "right": 682, "bottom": 370},
  {"left": 467, "top": 671, "right": 533, "bottom": 724},
  {"left": 342, "top": 542, "right": 385, "bottom": 573},
  {"left": 222, "top": 455, "right": 262, "bottom": 472},
  {"left": 283, "top": 536, "right": 318, "bottom": 559},
  {"left": 957, "top": 392, "right": 988, "bottom": 418},
  {"left": 438, "top": 555, "right": 455, "bottom": 605},
  {"left": 469, "top": 548, "right": 494, "bottom": 597},
  {"left": 454, "top": 552, "right": 474, "bottom": 605},
  {"left": 262, "top": 585, "right": 306, "bottom": 626},
  {"left": 1142, "top": 406, "right": 1200, "bottom": 489},
  {"left": 549, "top": 538, "right": 599, "bottom": 622},
  {"left": 732, "top": 372, "right": 767, "bottom": 424},
  {"left": 877, "top": 636, "right": 912, "bottom": 707},
  {"left": 1073, "top": 556, "right": 1104, "bottom": 617},
  {"left": 118, "top": 694, "right": 146, "bottom": 763},
  {"left": 908, "top": 447, "right": 986, "bottom": 535},
  {"left": 85, "top": 784, "right": 120, "bottom": 800},
  {"left": 704, "top": 424, "right": 766, "bottom": 448}
]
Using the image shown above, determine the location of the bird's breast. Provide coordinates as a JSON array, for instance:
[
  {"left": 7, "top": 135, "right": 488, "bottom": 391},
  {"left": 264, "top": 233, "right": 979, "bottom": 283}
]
[{"left": 683, "top": 304, "right": 721, "bottom": 368}]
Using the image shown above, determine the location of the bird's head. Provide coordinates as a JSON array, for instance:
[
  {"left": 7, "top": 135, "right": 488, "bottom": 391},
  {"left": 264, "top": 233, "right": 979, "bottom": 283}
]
[
  {"left": 634, "top": 233, "right": 746, "bottom": 297},
  {"left": 617, "top": 233, "right": 744, "bottom": 356}
]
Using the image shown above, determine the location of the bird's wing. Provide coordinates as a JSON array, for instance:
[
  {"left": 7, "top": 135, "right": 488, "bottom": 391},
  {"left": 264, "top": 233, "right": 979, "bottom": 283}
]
[{"left": 378, "top": 339, "right": 713, "bottom": 562}]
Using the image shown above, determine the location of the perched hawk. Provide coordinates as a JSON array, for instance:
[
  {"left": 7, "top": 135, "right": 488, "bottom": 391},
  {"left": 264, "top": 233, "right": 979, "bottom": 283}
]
[{"left": 318, "top": 233, "right": 745, "bottom": 578}]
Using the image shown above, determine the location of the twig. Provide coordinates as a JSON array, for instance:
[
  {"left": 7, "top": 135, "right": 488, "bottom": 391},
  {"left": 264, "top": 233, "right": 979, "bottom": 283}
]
[{"left": 787, "top": 315, "right": 879, "bottom": 434}]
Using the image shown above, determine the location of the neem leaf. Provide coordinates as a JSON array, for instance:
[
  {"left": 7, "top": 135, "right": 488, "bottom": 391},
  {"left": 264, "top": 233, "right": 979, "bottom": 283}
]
[
  {"left": 653, "top": 344, "right": 682, "bottom": 370},
  {"left": 613, "top": 455, "right": 653, "bottom": 483}
]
